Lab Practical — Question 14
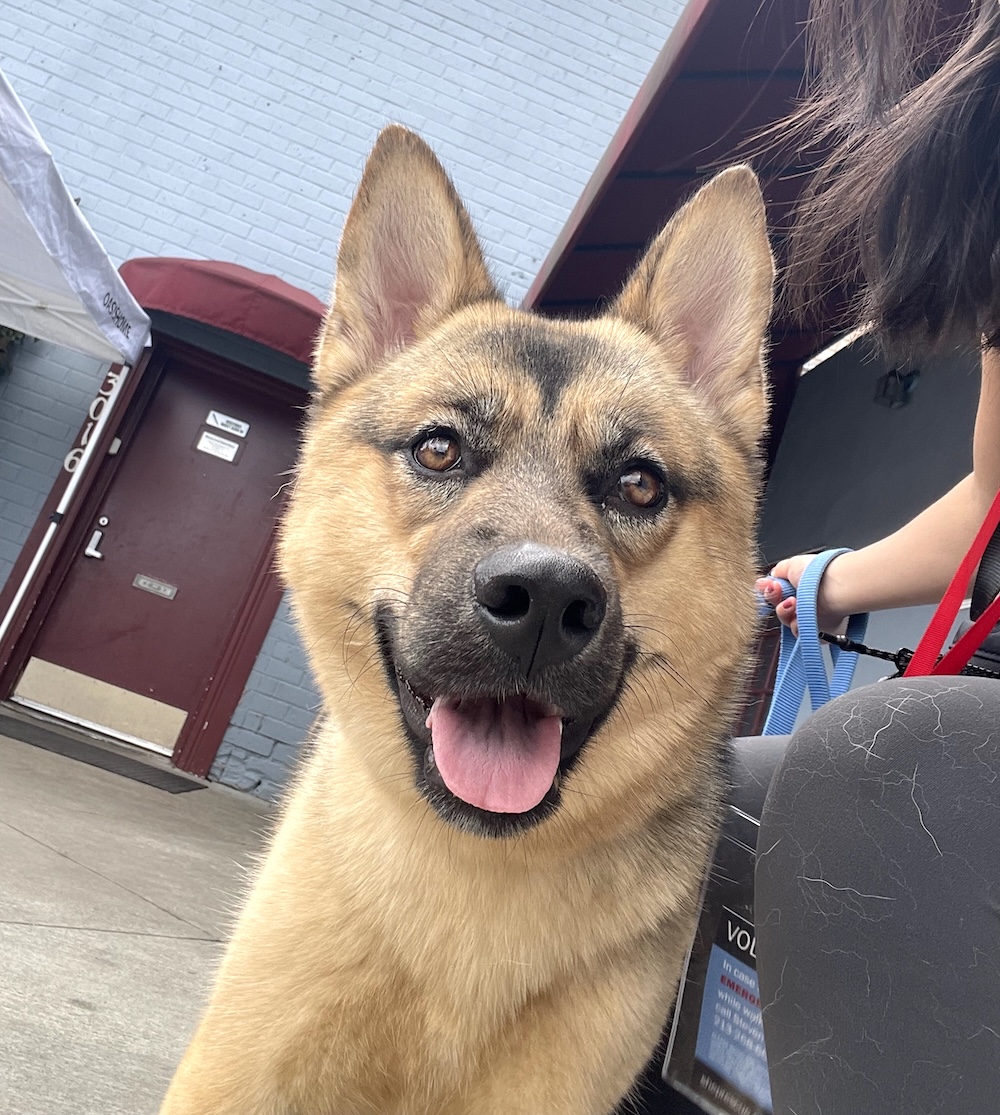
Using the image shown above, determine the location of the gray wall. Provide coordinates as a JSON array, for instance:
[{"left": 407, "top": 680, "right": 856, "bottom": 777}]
[
  {"left": 760, "top": 339, "right": 981, "bottom": 693},
  {"left": 210, "top": 597, "right": 321, "bottom": 799},
  {"left": 0, "top": 341, "right": 106, "bottom": 588}
]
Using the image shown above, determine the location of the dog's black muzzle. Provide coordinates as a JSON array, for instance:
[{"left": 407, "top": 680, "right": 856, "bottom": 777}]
[{"left": 374, "top": 539, "right": 635, "bottom": 837}]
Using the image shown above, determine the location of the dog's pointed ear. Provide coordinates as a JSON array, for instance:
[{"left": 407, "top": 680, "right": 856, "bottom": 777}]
[
  {"left": 610, "top": 166, "right": 774, "bottom": 451},
  {"left": 315, "top": 125, "right": 501, "bottom": 394}
]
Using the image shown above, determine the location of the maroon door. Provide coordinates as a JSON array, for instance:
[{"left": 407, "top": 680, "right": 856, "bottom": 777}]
[{"left": 15, "top": 342, "right": 306, "bottom": 766}]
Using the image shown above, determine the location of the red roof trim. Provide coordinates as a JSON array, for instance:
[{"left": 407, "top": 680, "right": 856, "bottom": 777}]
[
  {"left": 522, "top": 0, "right": 719, "bottom": 310},
  {"left": 120, "top": 257, "right": 326, "bottom": 365}
]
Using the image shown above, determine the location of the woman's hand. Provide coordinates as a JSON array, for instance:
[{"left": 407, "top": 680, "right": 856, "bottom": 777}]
[{"left": 756, "top": 553, "right": 851, "bottom": 637}]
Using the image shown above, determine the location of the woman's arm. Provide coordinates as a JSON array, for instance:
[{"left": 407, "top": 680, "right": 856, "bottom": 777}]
[{"left": 760, "top": 348, "right": 1000, "bottom": 630}]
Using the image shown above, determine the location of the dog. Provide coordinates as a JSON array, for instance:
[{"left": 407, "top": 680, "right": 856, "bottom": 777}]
[{"left": 159, "top": 126, "right": 773, "bottom": 1115}]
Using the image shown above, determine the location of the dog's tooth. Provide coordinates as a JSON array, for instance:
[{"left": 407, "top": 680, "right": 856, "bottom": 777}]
[{"left": 551, "top": 771, "right": 560, "bottom": 794}]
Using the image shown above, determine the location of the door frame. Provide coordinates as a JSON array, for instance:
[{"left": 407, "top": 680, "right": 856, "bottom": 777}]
[{"left": 0, "top": 334, "right": 307, "bottom": 776}]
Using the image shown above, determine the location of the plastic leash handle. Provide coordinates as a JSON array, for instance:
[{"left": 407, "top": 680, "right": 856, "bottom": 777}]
[{"left": 762, "top": 549, "right": 869, "bottom": 736}]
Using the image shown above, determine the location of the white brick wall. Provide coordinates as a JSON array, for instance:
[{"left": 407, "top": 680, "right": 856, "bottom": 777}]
[
  {"left": 1, "top": 0, "right": 683, "bottom": 304},
  {"left": 1, "top": 0, "right": 685, "bottom": 796}
]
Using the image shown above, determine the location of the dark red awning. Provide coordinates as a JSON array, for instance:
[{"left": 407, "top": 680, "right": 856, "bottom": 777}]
[{"left": 120, "top": 257, "right": 325, "bottom": 365}]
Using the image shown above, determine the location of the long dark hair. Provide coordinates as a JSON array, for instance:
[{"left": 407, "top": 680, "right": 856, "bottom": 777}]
[{"left": 783, "top": 0, "right": 1000, "bottom": 350}]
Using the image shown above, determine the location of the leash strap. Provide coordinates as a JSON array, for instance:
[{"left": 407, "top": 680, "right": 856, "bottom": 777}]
[
  {"left": 904, "top": 485, "right": 1000, "bottom": 676},
  {"left": 762, "top": 549, "right": 868, "bottom": 735}
]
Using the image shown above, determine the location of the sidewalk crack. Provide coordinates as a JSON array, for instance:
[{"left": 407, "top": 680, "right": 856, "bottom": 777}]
[
  {"left": 0, "top": 918, "right": 221, "bottom": 943},
  {"left": 0, "top": 818, "right": 221, "bottom": 939}
]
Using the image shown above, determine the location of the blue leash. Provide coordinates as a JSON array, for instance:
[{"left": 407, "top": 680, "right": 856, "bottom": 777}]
[{"left": 761, "top": 549, "right": 869, "bottom": 736}]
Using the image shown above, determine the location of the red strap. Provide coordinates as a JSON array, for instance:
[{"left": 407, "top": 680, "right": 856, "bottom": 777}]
[
  {"left": 935, "top": 590, "right": 1000, "bottom": 673},
  {"left": 904, "top": 486, "right": 1000, "bottom": 676}
]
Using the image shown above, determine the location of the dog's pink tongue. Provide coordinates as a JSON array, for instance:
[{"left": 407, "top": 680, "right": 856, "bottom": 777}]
[{"left": 427, "top": 696, "right": 562, "bottom": 814}]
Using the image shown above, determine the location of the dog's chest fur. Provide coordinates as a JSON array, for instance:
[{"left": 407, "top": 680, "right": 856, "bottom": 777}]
[{"left": 221, "top": 719, "right": 716, "bottom": 1110}]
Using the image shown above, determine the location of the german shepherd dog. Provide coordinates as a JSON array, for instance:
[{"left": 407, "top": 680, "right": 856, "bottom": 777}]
[{"left": 160, "top": 127, "right": 773, "bottom": 1115}]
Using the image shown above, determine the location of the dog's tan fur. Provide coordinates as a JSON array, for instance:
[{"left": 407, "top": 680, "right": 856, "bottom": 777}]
[{"left": 160, "top": 127, "right": 773, "bottom": 1115}]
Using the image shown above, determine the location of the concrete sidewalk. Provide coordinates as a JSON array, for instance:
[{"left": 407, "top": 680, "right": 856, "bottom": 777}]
[{"left": 0, "top": 727, "right": 272, "bottom": 1115}]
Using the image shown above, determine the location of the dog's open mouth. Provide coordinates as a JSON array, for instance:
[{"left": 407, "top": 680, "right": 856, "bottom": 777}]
[
  {"left": 424, "top": 694, "right": 564, "bottom": 814},
  {"left": 396, "top": 675, "right": 576, "bottom": 833},
  {"left": 387, "top": 655, "right": 606, "bottom": 834},
  {"left": 376, "top": 605, "right": 631, "bottom": 837},
  {"left": 390, "top": 658, "right": 608, "bottom": 835}
]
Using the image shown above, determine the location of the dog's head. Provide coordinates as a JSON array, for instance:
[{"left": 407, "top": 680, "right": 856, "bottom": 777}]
[{"left": 281, "top": 127, "right": 773, "bottom": 840}]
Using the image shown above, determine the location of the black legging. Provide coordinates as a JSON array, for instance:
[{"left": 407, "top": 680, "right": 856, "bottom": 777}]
[{"left": 756, "top": 676, "right": 1000, "bottom": 1114}]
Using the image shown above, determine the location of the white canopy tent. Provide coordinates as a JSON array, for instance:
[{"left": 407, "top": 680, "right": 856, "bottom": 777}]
[
  {"left": 0, "top": 67, "right": 149, "bottom": 365},
  {"left": 0, "top": 67, "right": 152, "bottom": 651}
]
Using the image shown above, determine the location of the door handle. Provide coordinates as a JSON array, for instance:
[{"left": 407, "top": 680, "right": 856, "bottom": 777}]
[
  {"left": 84, "top": 516, "right": 109, "bottom": 559},
  {"left": 84, "top": 530, "right": 104, "bottom": 559}
]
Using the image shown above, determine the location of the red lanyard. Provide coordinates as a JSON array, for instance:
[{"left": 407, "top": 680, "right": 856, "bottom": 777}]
[{"left": 904, "top": 486, "right": 1000, "bottom": 676}]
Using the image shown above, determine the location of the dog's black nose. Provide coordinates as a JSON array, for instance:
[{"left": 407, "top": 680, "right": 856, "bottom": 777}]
[{"left": 474, "top": 543, "right": 606, "bottom": 676}]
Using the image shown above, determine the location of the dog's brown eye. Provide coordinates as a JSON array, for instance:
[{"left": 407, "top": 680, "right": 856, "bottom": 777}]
[
  {"left": 618, "top": 464, "right": 665, "bottom": 510},
  {"left": 414, "top": 431, "right": 461, "bottom": 473}
]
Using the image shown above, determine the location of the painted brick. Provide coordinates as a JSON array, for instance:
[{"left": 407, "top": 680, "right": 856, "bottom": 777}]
[
  {"left": 212, "top": 762, "right": 262, "bottom": 794},
  {"left": 2, "top": 0, "right": 685, "bottom": 799},
  {"left": 240, "top": 756, "right": 302, "bottom": 800},
  {"left": 0, "top": 343, "right": 105, "bottom": 590},
  {"left": 1, "top": 0, "right": 683, "bottom": 305},
  {"left": 268, "top": 664, "right": 307, "bottom": 691},
  {"left": 231, "top": 706, "right": 263, "bottom": 730},
  {"left": 221, "top": 725, "right": 276, "bottom": 758},
  {"left": 283, "top": 703, "right": 320, "bottom": 734},
  {"left": 211, "top": 593, "right": 323, "bottom": 797},
  {"left": 257, "top": 715, "right": 306, "bottom": 749}
]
